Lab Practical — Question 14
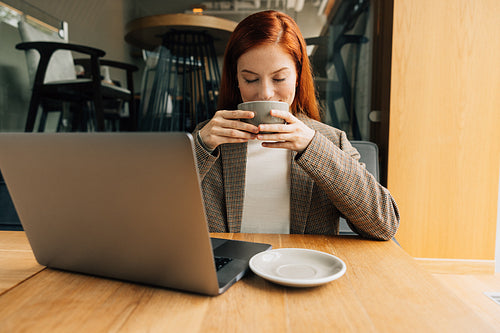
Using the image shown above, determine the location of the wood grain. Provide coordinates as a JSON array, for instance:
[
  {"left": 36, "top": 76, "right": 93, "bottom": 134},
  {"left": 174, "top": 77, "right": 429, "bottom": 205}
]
[
  {"left": 416, "top": 258, "right": 495, "bottom": 275},
  {"left": 0, "top": 250, "right": 43, "bottom": 294},
  {"left": 0, "top": 230, "right": 33, "bottom": 251},
  {"left": 0, "top": 231, "right": 44, "bottom": 294},
  {"left": 388, "top": 0, "right": 500, "bottom": 259},
  {"left": 0, "top": 232, "right": 496, "bottom": 332},
  {"left": 124, "top": 13, "right": 237, "bottom": 54},
  {"left": 432, "top": 274, "right": 500, "bottom": 329}
]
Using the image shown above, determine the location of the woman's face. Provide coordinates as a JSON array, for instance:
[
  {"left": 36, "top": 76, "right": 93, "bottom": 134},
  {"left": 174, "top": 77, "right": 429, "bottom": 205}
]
[{"left": 237, "top": 44, "right": 297, "bottom": 107}]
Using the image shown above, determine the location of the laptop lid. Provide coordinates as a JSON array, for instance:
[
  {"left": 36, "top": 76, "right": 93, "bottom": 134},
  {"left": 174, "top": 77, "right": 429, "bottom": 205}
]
[{"left": 0, "top": 132, "right": 270, "bottom": 295}]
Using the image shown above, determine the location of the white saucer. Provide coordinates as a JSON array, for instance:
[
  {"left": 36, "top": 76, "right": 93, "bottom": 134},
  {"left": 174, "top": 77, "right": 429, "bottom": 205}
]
[{"left": 249, "top": 248, "right": 346, "bottom": 287}]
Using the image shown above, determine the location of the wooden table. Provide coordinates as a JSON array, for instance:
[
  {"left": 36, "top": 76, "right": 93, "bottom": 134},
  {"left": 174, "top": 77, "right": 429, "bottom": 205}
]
[
  {"left": 0, "top": 231, "right": 496, "bottom": 332},
  {"left": 124, "top": 13, "right": 237, "bottom": 55}
]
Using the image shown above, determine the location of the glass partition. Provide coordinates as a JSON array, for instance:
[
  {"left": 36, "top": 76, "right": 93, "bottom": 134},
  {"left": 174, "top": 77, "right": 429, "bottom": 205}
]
[{"left": 309, "top": 0, "right": 373, "bottom": 141}]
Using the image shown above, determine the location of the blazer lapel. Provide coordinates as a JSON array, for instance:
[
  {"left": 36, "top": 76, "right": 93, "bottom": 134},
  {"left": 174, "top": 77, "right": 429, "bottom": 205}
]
[
  {"left": 290, "top": 150, "right": 314, "bottom": 233},
  {"left": 221, "top": 142, "right": 247, "bottom": 232}
]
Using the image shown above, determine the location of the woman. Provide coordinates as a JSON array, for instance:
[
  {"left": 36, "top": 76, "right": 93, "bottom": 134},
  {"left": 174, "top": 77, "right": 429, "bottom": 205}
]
[{"left": 193, "top": 10, "right": 399, "bottom": 240}]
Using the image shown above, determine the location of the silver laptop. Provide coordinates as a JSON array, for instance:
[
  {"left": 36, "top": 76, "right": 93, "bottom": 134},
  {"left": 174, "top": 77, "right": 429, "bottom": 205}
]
[{"left": 0, "top": 132, "right": 271, "bottom": 296}]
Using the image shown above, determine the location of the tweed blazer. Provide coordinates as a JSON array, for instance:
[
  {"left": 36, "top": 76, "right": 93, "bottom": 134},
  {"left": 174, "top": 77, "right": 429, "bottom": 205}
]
[{"left": 193, "top": 115, "right": 400, "bottom": 240}]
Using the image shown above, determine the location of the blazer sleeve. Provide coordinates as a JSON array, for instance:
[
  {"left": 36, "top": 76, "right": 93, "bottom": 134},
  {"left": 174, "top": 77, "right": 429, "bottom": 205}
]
[
  {"left": 192, "top": 122, "right": 220, "bottom": 181},
  {"left": 296, "top": 130, "right": 400, "bottom": 240}
]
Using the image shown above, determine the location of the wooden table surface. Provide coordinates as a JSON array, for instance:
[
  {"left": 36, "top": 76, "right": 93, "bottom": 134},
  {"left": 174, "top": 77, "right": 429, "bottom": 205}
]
[
  {"left": 124, "top": 13, "right": 237, "bottom": 54},
  {"left": 0, "top": 231, "right": 496, "bottom": 332}
]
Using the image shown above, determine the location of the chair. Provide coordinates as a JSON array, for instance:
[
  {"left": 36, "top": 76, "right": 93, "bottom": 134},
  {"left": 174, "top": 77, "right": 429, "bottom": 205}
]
[
  {"left": 139, "top": 31, "right": 220, "bottom": 132},
  {"left": 73, "top": 58, "right": 139, "bottom": 131},
  {"left": 16, "top": 20, "right": 138, "bottom": 132},
  {"left": 339, "top": 141, "right": 379, "bottom": 234}
]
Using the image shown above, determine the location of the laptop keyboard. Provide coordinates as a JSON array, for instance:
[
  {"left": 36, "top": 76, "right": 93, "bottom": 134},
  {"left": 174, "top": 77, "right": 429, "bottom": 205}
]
[{"left": 214, "top": 256, "right": 232, "bottom": 271}]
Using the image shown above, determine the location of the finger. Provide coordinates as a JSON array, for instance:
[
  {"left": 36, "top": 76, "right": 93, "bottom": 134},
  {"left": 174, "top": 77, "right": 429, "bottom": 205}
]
[
  {"left": 214, "top": 126, "right": 258, "bottom": 140},
  {"left": 211, "top": 114, "right": 259, "bottom": 134},
  {"left": 270, "top": 109, "right": 296, "bottom": 123},
  {"left": 210, "top": 136, "right": 257, "bottom": 147},
  {"left": 227, "top": 119, "right": 259, "bottom": 134},
  {"left": 261, "top": 141, "right": 292, "bottom": 149},
  {"left": 256, "top": 132, "right": 289, "bottom": 141},
  {"left": 258, "top": 123, "right": 291, "bottom": 134},
  {"left": 219, "top": 110, "right": 255, "bottom": 120}
]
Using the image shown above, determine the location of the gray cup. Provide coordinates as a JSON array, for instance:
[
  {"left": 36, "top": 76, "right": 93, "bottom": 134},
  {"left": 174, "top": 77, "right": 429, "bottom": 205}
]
[{"left": 237, "top": 101, "right": 289, "bottom": 128}]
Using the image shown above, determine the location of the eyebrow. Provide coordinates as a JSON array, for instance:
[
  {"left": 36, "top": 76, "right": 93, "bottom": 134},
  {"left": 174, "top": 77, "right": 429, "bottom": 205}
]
[{"left": 240, "top": 67, "right": 291, "bottom": 75}]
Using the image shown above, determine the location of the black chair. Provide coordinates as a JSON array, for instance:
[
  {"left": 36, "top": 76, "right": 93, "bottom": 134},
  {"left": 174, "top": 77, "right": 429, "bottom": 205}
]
[
  {"left": 339, "top": 141, "right": 379, "bottom": 234},
  {"left": 73, "top": 58, "right": 138, "bottom": 131},
  {"left": 17, "top": 20, "right": 138, "bottom": 132}
]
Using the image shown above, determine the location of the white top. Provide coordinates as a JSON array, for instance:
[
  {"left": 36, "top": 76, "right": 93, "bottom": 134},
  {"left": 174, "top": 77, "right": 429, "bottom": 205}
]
[{"left": 241, "top": 140, "right": 291, "bottom": 233}]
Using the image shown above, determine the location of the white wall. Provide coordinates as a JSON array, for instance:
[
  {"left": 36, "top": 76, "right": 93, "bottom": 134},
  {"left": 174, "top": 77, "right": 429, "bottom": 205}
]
[
  {"left": 25, "top": 0, "right": 132, "bottom": 84},
  {"left": 0, "top": 21, "right": 30, "bottom": 131},
  {"left": 26, "top": 0, "right": 128, "bottom": 60}
]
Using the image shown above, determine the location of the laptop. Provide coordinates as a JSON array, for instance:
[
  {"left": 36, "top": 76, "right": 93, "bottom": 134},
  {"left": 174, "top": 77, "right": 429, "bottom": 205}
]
[{"left": 0, "top": 132, "right": 271, "bottom": 296}]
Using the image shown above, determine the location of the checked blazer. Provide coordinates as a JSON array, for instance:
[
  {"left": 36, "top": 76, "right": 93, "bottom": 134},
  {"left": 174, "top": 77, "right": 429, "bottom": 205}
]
[{"left": 193, "top": 115, "right": 400, "bottom": 240}]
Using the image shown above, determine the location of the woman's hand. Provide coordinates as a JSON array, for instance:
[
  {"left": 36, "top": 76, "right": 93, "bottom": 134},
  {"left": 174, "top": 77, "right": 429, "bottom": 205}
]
[
  {"left": 199, "top": 110, "right": 259, "bottom": 150},
  {"left": 257, "top": 110, "right": 315, "bottom": 153}
]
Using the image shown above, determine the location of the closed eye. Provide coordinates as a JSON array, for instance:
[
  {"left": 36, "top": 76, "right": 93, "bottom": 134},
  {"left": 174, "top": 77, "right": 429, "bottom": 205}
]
[{"left": 245, "top": 78, "right": 258, "bottom": 83}]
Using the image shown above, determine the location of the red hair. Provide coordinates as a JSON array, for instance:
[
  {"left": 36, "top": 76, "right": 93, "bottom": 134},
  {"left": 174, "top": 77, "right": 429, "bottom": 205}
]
[{"left": 218, "top": 10, "right": 320, "bottom": 121}]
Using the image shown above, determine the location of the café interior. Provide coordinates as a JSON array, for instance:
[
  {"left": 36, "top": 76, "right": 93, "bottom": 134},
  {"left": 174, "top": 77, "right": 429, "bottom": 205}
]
[{"left": 0, "top": 0, "right": 499, "bottom": 331}]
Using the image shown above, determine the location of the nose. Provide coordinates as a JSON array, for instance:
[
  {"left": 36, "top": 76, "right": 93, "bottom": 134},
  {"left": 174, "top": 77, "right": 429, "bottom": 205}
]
[{"left": 258, "top": 79, "right": 274, "bottom": 100}]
